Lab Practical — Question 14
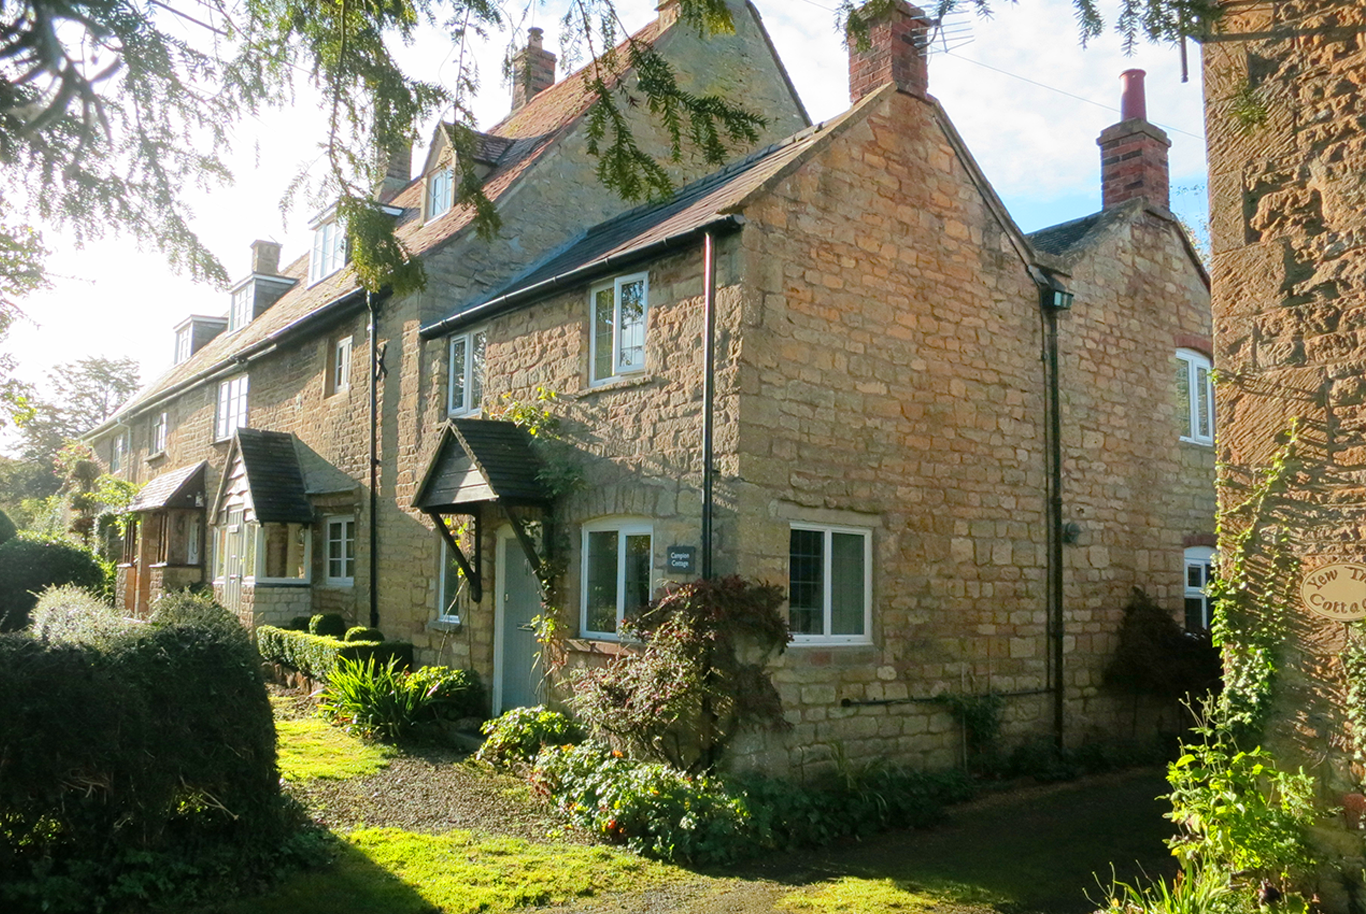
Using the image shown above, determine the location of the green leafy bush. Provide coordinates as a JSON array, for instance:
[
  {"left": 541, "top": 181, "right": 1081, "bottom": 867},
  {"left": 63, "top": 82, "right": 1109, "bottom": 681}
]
[
  {"left": 308, "top": 612, "right": 348, "bottom": 638},
  {"left": 345, "top": 625, "right": 385, "bottom": 642},
  {"left": 407, "top": 664, "right": 483, "bottom": 721},
  {"left": 478, "top": 705, "right": 584, "bottom": 765},
  {"left": 0, "top": 535, "right": 106, "bottom": 631},
  {"left": 256, "top": 624, "right": 413, "bottom": 681},
  {"left": 319, "top": 657, "right": 485, "bottom": 742},
  {"left": 285, "top": 614, "right": 312, "bottom": 631},
  {"left": 0, "top": 589, "right": 288, "bottom": 912},
  {"left": 571, "top": 576, "right": 789, "bottom": 773},
  {"left": 530, "top": 742, "right": 972, "bottom": 866}
]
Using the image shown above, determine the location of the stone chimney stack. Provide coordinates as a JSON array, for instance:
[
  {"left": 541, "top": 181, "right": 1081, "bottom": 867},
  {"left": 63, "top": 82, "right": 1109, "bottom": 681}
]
[
  {"left": 251, "top": 240, "right": 281, "bottom": 276},
  {"left": 1097, "top": 69, "right": 1171, "bottom": 210},
  {"left": 847, "top": 0, "right": 930, "bottom": 103},
  {"left": 511, "top": 28, "right": 557, "bottom": 112},
  {"left": 377, "top": 140, "right": 412, "bottom": 202}
]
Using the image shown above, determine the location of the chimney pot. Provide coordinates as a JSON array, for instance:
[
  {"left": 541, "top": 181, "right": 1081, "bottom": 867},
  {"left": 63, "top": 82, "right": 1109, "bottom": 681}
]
[
  {"left": 1120, "top": 69, "right": 1147, "bottom": 121},
  {"left": 251, "top": 240, "right": 281, "bottom": 275},
  {"left": 847, "top": 1, "right": 931, "bottom": 103},
  {"left": 1097, "top": 70, "right": 1171, "bottom": 210}
]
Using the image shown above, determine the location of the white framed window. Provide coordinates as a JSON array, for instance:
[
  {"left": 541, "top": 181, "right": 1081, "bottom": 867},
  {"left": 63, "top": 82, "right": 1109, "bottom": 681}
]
[
  {"left": 788, "top": 523, "right": 872, "bottom": 644},
  {"left": 326, "top": 515, "right": 356, "bottom": 585},
  {"left": 309, "top": 218, "right": 347, "bottom": 285},
  {"left": 589, "top": 272, "right": 648, "bottom": 385},
  {"left": 1184, "top": 546, "right": 1216, "bottom": 632},
  {"left": 426, "top": 167, "right": 454, "bottom": 221},
  {"left": 215, "top": 374, "right": 249, "bottom": 441},
  {"left": 1176, "top": 349, "right": 1215, "bottom": 445},
  {"left": 174, "top": 326, "right": 192, "bottom": 364},
  {"left": 111, "top": 433, "right": 127, "bottom": 472},
  {"left": 151, "top": 411, "right": 168, "bottom": 455},
  {"left": 447, "top": 329, "right": 487, "bottom": 416},
  {"left": 581, "top": 519, "right": 653, "bottom": 640},
  {"left": 438, "top": 536, "right": 466, "bottom": 623},
  {"left": 256, "top": 522, "right": 311, "bottom": 583},
  {"left": 229, "top": 285, "right": 253, "bottom": 332},
  {"left": 332, "top": 335, "right": 353, "bottom": 394}
]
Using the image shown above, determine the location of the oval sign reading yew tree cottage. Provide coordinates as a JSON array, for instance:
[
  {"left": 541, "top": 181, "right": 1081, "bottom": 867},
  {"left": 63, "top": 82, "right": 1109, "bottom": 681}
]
[{"left": 1301, "top": 563, "right": 1366, "bottom": 622}]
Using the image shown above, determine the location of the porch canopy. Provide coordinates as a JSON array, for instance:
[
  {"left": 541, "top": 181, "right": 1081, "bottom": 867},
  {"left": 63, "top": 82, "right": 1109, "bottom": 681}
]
[
  {"left": 413, "top": 419, "right": 551, "bottom": 602},
  {"left": 129, "top": 461, "right": 208, "bottom": 512}
]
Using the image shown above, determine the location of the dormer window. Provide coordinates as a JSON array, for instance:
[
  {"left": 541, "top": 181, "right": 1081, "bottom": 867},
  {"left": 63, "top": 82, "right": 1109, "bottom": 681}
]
[
  {"left": 309, "top": 217, "right": 347, "bottom": 285},
  {"left": 229, "top": 285, "right": 253, "bottom": 333},
  {"left": 426, "top": 167, "right": 454, "bottom": 221},
  {"left": 174, "top": 326, "right": 192, "bottom": 364}
]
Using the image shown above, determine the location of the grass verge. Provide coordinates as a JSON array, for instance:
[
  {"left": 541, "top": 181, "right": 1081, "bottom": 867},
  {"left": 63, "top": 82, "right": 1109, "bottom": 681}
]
[
  {"left": 275, "top": 716, "right": 393, "bottom": 782},
  {"left": 207, "top": 827, "right": 682, "bottom": 914}
]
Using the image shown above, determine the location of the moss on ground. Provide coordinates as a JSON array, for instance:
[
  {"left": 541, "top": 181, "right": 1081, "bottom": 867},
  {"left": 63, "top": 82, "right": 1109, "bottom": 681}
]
[
  {"left": 210, "top": 827, "right": 681, "bottom": 914},
  {"left": 275, "top": 716, "right": 393, "bottom": 782}
]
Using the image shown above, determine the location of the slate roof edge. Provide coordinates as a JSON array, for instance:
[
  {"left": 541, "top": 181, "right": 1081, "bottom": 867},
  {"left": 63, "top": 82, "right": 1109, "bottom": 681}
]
[
  {"left": 1028, "top": 199, "right": 1208, "bottom": 289},
  {"left": 418, "top": 213, "right": 746, "bottom": 339}
]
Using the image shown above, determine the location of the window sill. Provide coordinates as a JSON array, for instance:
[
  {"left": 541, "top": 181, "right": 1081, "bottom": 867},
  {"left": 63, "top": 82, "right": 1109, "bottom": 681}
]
[
  {"left": 323, "top": 579, "right": 355, "bottom": 588},
  {"left": 581, "top": 373, "right": 654, "bottom": 395},
  {"left": 789, "top": 638, "right": 875, "bottom": 649},
  {"left": 428, "top": 618, "right": 462, "bottom": 633},
  {"left": 446, "top": 408, "right": 483, "bottom": 420},
  {"left": 566, "top": 638, "right": 639, "bottom": 657},
  {"left": 256, "top": 579, "right": 311, "bottom": 587},
  {"left": 1178, "top": 436, "right": 1215, "bottom": 448},
  {"left": 146, "top": 451, "right": 167, "bottom": 463}
]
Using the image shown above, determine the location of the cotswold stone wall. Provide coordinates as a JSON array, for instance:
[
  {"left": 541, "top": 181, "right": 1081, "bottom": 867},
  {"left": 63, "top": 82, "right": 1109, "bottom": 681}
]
[
  {"left": 728, "top": 86, "right": 1212, "bottom": 773},
  {"left": 1204, "top": 0, "right": 1366, "bottom": 902}
]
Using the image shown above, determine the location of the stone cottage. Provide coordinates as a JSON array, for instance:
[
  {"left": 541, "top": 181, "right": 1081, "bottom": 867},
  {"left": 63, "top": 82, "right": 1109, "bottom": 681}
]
[{"left": 88, "top": 0, "right": 1213, "bottom": 771}]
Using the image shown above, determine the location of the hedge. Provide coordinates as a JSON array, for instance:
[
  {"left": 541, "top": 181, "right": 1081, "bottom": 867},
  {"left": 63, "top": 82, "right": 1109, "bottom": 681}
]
[
  {"left": 0, "top": 536, "right": 106, "bottom": 632},
  {"left": 256, "top": 624, "right": 413, "bottom": 681},
  {"left": 0, "top": 589, "right": 288, "bottom": 912}
]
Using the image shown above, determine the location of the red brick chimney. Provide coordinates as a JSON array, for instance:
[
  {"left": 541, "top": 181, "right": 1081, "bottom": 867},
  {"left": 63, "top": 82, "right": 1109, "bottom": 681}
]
[
  {"left": 511, "top": 28, "right": 557, "bottom": 112},
  {"left": 1097, "top": 69, "right": 1171, "bottom": 209},
  {"left": 848, "top": 1, "right": 931, "bottom": 103}
]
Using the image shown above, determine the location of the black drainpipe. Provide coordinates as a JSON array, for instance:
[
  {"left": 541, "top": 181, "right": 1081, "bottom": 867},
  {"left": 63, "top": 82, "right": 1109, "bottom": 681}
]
[
  {"left": 367, "top": 292, "right": 381, "bottom": 628},
  {"left": 701, "top": 231, "right": 717, "bottom": 580},
  {"left": 1034, "top": 270, "right": 1069, "bottom": 752}
]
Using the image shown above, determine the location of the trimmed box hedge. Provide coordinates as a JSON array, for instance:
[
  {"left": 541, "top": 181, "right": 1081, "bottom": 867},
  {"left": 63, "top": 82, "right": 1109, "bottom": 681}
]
[{"left": 256, "top": 624, "right": 413, "bottom": 681}]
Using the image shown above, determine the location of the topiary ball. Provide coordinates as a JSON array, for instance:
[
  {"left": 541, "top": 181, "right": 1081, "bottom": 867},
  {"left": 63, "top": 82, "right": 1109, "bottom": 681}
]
[
  {"left": 344, "top": 626, "right": 384, "bottom": 643},
  {"left": 0, "top": 537, "right": 107, "bottom": 632},
  {"left": 308, "top": 613, "right": 347, "bottom": 639}
]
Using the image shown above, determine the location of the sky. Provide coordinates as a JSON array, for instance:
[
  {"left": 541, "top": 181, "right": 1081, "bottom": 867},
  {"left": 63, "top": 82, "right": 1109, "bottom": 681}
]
[{"left": 5, "top": 0, "right": 1210, "bottom": 411}]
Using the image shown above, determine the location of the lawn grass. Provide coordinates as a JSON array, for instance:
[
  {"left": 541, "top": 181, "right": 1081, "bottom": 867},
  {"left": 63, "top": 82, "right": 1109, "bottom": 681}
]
[
  {"left": 207, "top": 827, "right": 683, "bottom": 914},
  {"left": 779, "top": 876, "right": 965, "bottom": 913},
  {"left": 275, "top": 715, "right": 393, "bottom": 781}
]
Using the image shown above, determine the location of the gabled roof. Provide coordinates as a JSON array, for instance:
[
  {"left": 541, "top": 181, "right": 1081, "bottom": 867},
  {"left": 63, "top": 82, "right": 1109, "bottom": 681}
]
[
  {"left": 129, "top": 461, "right": 207, "bottom": 512},
  {"left": 214, "top": 429, "right": 315, "bottom": 524},
  {"left": 413, "top": 420, "right": 548, "bottom": 511},
  {"left": 422, "top": 102, "right": 871, "bottom": 337},
  {"left": 1027, "top": 197, "right": 1209, "bottom": 285},
  {"left": 93, "top": 11, "right": 689, "bottom": 436}
]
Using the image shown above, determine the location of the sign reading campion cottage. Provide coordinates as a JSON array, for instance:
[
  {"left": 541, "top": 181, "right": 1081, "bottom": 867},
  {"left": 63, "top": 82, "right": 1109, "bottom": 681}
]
[{"left": 1301, "top": 563, "right": 1366, "bottom": 622}]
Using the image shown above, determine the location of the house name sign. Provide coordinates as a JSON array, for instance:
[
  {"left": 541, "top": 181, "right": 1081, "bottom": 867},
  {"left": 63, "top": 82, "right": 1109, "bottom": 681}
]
[{"left": 1301, "top": 562, "right": 1366, "bottom": 622}]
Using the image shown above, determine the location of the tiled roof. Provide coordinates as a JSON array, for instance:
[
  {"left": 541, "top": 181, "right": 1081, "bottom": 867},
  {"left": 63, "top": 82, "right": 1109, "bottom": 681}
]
[
  {"left": 129, "top": 461, "right": 207, "bottom": 512},
  {"left": 1027, "top": 212, "right": 1108, "bottom": 256},
  {"left": 236, "top": 429, "right": 314, "bottom": 524},
  {"left": 423, "top": 112, "right": 858, "bottom": 336},
  {"left": 99, "top": 13, "right": 681, "bottom": 429}
]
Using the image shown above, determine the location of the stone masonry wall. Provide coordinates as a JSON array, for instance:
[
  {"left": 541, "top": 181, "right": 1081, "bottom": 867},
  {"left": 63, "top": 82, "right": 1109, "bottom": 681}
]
[
  {"left": 728, "top": 86, "right": 1212, "bottom": 773},
  {"left": 1204, "top": 0, "right": 1366, "bottom": 901}
]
